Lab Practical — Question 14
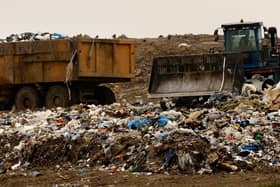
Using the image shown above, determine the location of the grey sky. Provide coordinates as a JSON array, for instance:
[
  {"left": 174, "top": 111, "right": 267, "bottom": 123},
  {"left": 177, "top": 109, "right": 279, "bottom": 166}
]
[{"left": 1, "top": 0, "right": 279, "bottom": 38}]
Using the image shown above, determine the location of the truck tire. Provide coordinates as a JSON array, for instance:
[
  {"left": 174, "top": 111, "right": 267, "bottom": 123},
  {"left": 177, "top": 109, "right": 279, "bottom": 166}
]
[
  {"left": 15, "top": 87, "right": 40, "bottom": 110},
  {"left": 94, "top": 86, "right": 116, "bottom": 105},
  {"left": 45, "top": 85, "right": 71, "bottom": 108}
]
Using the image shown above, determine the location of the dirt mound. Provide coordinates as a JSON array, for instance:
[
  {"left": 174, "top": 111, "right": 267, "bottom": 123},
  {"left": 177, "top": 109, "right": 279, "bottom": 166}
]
[{"left": 0, "top": 131, "right": 211, "bottom": 174}]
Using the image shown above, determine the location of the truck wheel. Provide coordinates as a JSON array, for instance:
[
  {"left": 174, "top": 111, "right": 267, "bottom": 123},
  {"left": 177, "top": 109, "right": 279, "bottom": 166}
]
[
  {"left": 45, "top": 85, "right": 71, "bottom": 108},
  {"left": 94, "top": 86, "right": 116, "bottom": 105},
  {"left": 15, "top": 87, "right": 40, "bottom": 110}
]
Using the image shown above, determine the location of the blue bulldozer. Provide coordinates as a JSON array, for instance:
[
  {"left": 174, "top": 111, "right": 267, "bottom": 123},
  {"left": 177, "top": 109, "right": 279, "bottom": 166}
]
[{"left": 148, "top": 20, "right": 280, "bottom": 99}]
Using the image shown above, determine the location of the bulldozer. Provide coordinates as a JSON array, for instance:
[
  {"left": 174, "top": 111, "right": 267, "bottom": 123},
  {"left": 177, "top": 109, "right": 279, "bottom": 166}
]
[{"left": 148, "top": 21, "right": 280, "bottom": 100}]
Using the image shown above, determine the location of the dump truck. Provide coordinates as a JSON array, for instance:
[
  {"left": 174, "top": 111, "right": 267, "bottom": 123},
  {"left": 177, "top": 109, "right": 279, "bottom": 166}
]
[
  {"left": 0, "top": 37, "right": 135, "bottom": 110},
  {"left": 148, "top": 21, "right": 280, "bottom": 99}
]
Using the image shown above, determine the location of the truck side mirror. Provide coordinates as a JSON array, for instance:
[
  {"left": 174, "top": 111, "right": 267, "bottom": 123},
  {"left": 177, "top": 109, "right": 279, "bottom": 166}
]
[{"left": 214, "top": 29, "right": 219, "bottom": 41}]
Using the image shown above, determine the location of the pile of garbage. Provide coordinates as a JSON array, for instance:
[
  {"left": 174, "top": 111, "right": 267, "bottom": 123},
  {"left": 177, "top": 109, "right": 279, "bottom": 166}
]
[
  {"left": 0, "top": 84, "right": 279, "bottom": 175},
  {"left": 2, "top": 32, "right": 67, "bottom": 43}
]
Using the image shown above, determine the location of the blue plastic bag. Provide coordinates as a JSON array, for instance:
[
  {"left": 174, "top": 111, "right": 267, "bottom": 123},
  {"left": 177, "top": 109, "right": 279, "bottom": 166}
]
[
  {"left": 242, "top": 143, "right": 259, "bottom": 151},
  {"left": 164, "top": 150, "right": 174, "bottom": 167},
  {"left": 157, "top": 116, "right": 168, "bottom": 127},
  {"left": 127, "top": 119, "right": 142, "bottom": 129},
  {"left": 127, "top": 118, "right": 152, "bottom": 129}
]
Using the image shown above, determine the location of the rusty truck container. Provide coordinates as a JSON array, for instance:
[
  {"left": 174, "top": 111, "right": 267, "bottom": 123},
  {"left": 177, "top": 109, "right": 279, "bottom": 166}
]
[
  {"left": 0, "top": 38, "right": 135, "bottom": 84},
  {"left": 0, "top": 38, "right": 135, "bottom": 109}
]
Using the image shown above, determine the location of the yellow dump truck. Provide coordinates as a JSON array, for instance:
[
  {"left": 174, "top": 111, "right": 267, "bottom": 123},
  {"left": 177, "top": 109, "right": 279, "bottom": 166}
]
[{"left": 0, "top": 37, "right": 135, "bottom": 110}]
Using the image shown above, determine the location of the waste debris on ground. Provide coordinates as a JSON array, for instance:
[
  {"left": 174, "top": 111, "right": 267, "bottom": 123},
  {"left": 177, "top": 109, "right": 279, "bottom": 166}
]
[
  {"left": 2, "top": 32, "right": 68, "bottom": 43},
  {"left": 0, "top": 84, "right": 279, "bottom": 175}
]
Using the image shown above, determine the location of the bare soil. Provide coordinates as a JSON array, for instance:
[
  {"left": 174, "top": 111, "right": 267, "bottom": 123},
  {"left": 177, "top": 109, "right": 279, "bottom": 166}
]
[{"left": 1, "top": 168, "right": 280, "bottom": 187}]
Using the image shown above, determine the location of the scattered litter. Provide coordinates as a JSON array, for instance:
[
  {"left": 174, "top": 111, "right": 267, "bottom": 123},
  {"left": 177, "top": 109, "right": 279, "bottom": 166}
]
[
  {"left": 79, "top": 168, "right": 87, "bottom": 174},
  {"left": 0, "top": 85, "right": 279, "bottom": 175},
  {"left": 30, "top": 171, "right": 41, "bottom": 177},
  {"left": 3, "top": 32, "right": 67, "bottom": 43}
]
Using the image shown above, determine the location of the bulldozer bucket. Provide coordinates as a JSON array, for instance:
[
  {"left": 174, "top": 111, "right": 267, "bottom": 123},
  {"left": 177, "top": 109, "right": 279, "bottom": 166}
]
[{"left": 148, "top": 53, "right": 244, "bottom": 98}]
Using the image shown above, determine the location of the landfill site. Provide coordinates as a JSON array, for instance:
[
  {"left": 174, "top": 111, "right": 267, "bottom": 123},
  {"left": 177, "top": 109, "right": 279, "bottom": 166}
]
[{"left": 0, "top": 26, "right": 280, "bottom": 187}]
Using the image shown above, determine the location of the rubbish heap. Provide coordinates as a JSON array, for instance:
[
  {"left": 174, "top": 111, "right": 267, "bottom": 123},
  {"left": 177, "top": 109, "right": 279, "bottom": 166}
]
[
  {"left": 2, "top": 32, "right": 67, "bottom": 43},
  {"left": 0, "top": 83, "right": 279, "bottom": 175}
]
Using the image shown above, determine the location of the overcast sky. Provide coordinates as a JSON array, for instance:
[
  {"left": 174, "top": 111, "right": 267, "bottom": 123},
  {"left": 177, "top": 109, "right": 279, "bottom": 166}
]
[{"left": 1, "top": 0, "right": 279, "bottom": 38}]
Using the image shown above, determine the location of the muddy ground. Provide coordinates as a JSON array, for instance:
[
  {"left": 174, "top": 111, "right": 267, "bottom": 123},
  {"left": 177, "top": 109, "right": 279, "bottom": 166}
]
[{"left": 1, "top": 168, "right": 280, "bottom": 187}]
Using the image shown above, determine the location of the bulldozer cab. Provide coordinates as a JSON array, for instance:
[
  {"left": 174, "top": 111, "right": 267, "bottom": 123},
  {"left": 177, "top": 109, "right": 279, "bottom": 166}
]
[
  {"left": 222, "top": 22, "right": 264, "bottom": 70},
  {"left": 222, "top": 22, "right": 262, "bottom": 53}
]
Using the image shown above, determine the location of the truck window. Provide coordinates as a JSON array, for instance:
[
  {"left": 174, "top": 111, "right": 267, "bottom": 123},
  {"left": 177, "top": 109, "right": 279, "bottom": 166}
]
[{"left": 225, "top": 29, "right": 258, "bottom": 52}]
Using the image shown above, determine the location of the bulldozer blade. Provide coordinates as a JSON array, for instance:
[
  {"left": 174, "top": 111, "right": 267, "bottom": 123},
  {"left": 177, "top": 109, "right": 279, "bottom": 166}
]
[{"left": 148, "top": 53, "right": 244, "bottom": 98}]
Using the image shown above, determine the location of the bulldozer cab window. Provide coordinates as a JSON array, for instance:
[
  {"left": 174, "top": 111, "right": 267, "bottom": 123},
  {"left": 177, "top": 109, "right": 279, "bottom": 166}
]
[{"left": 225, "top": 29, "right": 258, "bottom": 52}]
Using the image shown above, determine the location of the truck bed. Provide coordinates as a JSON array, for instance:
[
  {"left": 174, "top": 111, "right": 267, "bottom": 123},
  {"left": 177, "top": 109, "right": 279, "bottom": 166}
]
[{"left": 0, "top": 38, "right": 135, "bottom": 85}]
